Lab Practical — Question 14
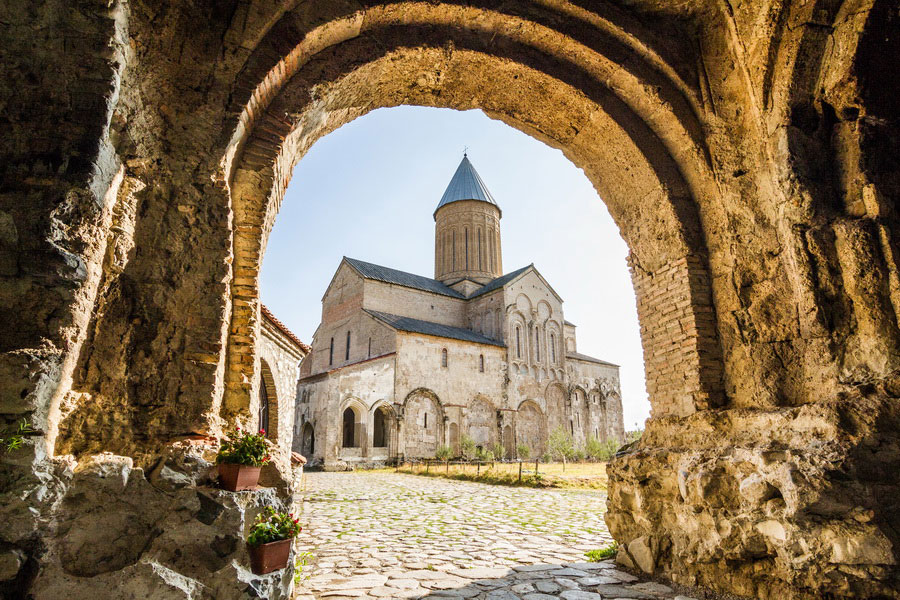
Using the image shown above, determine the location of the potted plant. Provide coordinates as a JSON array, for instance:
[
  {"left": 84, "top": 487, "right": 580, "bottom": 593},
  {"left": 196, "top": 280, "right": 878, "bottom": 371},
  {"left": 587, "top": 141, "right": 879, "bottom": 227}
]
[
  {"left": 247, "top": 506, "right": 302, "bottom": 574},
  {"left": 216, "top": 426, "right": 271, "bottom": 491}
]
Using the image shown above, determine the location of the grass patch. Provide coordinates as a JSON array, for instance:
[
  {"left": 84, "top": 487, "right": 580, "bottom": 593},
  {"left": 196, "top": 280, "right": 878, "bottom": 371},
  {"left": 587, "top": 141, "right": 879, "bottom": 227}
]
[
  {"left": 585, "top": 542, "right": 618, "bottom": 562},
  {"left": 384, "top": 461, "right": 608, "bottom": 490}
]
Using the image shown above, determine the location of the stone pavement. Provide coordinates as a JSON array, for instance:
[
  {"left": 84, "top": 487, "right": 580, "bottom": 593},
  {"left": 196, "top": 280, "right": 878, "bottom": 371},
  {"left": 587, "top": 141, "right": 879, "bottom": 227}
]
[{"left": 292, "top": 472, "right": 695, "bottom": 600}]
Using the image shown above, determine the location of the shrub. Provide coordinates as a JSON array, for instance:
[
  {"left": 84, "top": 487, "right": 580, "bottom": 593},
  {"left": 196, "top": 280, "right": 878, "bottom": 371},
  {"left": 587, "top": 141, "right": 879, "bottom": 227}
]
[
  {"left": 247, "top": 506, "right": 302, "bottom": 546},
  {"left": 435, "top": 445, "right": 453, "bottom": 461},
  {"left": 516, "top": 444, "right": 531, "bottom": 460},
  {"left": 217, "top": 426, "right": 271, "bottom": 467},
  {"left": 585, "top": 541, "right": 618, "bottom": 562},
  {"left": 572, "top": 448, "right": 585, "bottom": 462},
  {"left": 460, "top": 434, "right": 476, "bottom": 460},
  {"left": 491, "top": 442, "right": 506, "bottom": 460},
  {"left": 474, "top": 447, "right": 494, "bottom": 462},
  {"left": 547, "top": 426, "right": 576, "bottom": 468},
  {"left": 586, "top": 436, "right": 620, "bottom": 461}
]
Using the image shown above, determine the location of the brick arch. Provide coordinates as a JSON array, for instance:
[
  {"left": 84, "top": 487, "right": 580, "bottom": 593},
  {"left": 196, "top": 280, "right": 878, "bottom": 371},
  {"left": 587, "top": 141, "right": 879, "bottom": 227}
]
[{"left": 220, "top": 5, "right": 727, "bottom": 427}]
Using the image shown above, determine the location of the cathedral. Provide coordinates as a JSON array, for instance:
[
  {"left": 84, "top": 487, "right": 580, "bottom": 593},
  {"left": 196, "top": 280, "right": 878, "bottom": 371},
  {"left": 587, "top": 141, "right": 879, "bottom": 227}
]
[{"left": 294, "top": 156, "right": 624, "bottom": 468}]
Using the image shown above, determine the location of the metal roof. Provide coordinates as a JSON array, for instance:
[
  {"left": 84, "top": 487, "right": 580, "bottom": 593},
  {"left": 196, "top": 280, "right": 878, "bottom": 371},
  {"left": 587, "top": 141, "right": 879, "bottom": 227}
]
[
  {"left": 434, "top": 155, "right": 501, "bottom": 217},
  {"left": 566, "top": 352, "right": 619, "bottom": 367},
  {"left": 467, "top": 264, "right": 533, "bottom": 299},
  {"left": 344, "top": 257, "right": 465, "bottom": 299},
  {"left": 364, "top": 309, "right": 506, "bottom": 347}
]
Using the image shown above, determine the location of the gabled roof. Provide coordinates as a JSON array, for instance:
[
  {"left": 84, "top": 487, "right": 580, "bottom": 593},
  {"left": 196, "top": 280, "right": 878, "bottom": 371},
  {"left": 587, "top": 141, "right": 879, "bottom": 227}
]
[
  {"left": 364, "top": 309, "right": 505, "bottom": 347},
  {"left": 434, "top": 155, "right": 501, "bottom": 218},
  {"left": 467, "top": 265, "right": 532, "bottom": 299},
  {"left": 260, "top": 304, "right": 310, "bottom": 354},
  {"left": 344, "top": 257, "right": 465, "bottom": 299},
  {"left": 468, "top": 264, "right": 563, "bottom": 303},
  {"left": 566, "top": 352, "right": 619, "bottom": 367}
]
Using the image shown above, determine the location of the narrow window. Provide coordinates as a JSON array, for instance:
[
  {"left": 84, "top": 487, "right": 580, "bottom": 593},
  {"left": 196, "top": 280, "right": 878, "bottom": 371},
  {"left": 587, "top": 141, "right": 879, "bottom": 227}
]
[
  {"left": 516, "top": 327, "right": 521, "bottom": 358},
  {"left": 535, "top": 329, "right": 540, "bottom": 361},
  {"left": 550, "top": 333, "right": 556, "bottom": 363},
  {"left": 329, "top": 337, "right": 334, "bottom": 366},
  {"left": 570, "top": 421, "right": 574, "bottom": 435},
  {"left": 368, "top": 337, "right": 372, "bottom": 358},
  {"left": 345, "top": 330, "right": 351, "bottom": 361},
  {"left": 478, "top": 228, "right": 483, "bottom": 270},
  {"left": 452, "top": 231, "right": 456, "bottom": 270},
  {"left": 465, "top": 227, "right": 469, "bottom": 270},
  {"left": 441, "top": 348, "right": 448, "bottom": 368},
  {"left": 479, "top": 354, "right": 485, "bottom": 372}
]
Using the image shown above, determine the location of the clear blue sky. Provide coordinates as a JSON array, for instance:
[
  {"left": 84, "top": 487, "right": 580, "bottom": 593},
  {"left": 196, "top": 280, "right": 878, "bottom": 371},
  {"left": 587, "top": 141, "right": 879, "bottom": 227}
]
[{"left": 261, "top": 106, "right": 650, "bottom": 430}]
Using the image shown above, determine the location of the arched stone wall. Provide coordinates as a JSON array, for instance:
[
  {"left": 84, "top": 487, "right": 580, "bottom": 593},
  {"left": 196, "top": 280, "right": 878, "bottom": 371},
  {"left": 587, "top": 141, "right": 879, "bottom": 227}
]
[
  {"left": 401, "top": 388, "right": 445, "bottom": 459},
  {"left": 4, "top": 1, "right": 900, "bottom": 597}
]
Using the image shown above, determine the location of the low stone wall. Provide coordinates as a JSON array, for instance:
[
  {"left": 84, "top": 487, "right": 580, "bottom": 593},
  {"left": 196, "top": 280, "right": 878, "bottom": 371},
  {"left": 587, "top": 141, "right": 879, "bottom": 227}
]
[{"left": 0, "top": 443, "right": 295, "bottom": 599}]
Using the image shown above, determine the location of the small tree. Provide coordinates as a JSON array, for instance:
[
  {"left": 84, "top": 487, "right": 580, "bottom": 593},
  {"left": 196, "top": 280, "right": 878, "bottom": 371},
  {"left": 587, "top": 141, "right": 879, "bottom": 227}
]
[
  {"left": 435, "top": 445, "right": 453, "bottom": 462},
  {"left": 516, "top": 444, "right": 531, "bottom": 460},
  {"left": 491, "top": 442, "right": 506, "bottom": 461},
  {"left": 460, "top": 434, "right": 476, "bottom": 461},
  {"left": 548, "top": 426, "right": 576, "bottom": 471}
]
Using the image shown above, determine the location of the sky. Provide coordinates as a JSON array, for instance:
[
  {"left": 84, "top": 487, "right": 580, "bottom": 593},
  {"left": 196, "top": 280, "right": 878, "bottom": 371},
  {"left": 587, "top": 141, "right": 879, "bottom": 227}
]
[{"left": 260, "top": 106, "right": 651, "bottom": 430}]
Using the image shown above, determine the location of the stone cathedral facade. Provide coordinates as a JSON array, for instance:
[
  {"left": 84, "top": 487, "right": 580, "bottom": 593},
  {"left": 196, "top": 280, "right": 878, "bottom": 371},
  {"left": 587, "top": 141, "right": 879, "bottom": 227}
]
[{"left": 294, "top": 156, "right": 624, "bottom": 468}]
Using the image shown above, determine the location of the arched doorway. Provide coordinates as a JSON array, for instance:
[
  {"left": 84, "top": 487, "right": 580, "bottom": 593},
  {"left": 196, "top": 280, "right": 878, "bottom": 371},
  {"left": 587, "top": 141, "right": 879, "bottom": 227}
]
[
  {"left": 300, "top": 421, "right": 315, "bottom": 457},
  {"left": 342, "top": 407, "right": 357, "bottom": 448},
  {"left": 516, "top": 400, "right": 545, "bottom": 458}
]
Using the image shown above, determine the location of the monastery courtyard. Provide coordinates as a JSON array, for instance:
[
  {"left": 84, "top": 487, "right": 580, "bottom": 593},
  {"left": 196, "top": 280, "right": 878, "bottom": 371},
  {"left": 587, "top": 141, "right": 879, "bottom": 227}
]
[{"left": 293, "top": 472, "right": 692, "bottom": 600}]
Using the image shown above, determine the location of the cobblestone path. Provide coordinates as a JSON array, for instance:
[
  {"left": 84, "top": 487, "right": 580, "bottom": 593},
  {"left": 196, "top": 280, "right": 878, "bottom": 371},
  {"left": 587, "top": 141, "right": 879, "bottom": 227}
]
[{"left": 293, "top": 472, "right": 694, "bottom": 600}]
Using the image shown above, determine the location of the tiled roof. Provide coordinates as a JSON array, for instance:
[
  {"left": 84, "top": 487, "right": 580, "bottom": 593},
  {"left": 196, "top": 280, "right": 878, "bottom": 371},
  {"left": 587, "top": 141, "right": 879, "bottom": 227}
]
[
  {"left": 345, "top": 257, "right": 465, "bottom": 299},
  {"left": 261, "top": 304, "right": 311, "bottom": 353},
  {"left": 564, "top": 320, "right": 576, "bottom": 327},
  {"left": 468, "top": 265, "right": 532, "bottom": 299},
  {"left": 364, "top": 309, "right": 505, "bottom": 347},
  {"left": 434, "top": 155, "right": 501, "bottom": 217},
  {"left": 566, "top": 352, "right": 618, "bottom": 367}
]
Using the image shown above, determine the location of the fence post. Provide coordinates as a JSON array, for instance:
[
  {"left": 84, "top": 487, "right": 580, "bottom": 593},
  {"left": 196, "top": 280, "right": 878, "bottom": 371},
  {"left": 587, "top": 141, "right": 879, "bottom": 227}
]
[
  {"left": 477, "top": 462, "right": 480, "bottom": 476},
  {"left": 446, "top": 461, "right": 449, "bottom": 474},
  {"left": 518, "top": 460, "right": 523, "bottom": 483},
  {"left": 425, "top": 461, "right": 429, "bottom": 474},
  {"left": 535, "top": 458, "right": 539, "bottom": 476}
]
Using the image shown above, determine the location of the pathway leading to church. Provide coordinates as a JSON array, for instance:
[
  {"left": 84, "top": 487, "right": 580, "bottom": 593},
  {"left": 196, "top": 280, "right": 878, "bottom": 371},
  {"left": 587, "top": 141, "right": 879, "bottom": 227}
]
[{"left": 293, "top": 472, "right": 694, "bottom": 600}]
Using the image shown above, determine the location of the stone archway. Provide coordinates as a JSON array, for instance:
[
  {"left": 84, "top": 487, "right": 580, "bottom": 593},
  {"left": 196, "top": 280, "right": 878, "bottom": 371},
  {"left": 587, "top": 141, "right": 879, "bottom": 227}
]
[
  {"left": 300, "top": 421, "right": 315, "bottom": 457},
  {"left": 7, "top": 2, "right": 900, "bottom": 598},
  {"left": 516, "top": 400, "right": 545, "bottom": 458}
]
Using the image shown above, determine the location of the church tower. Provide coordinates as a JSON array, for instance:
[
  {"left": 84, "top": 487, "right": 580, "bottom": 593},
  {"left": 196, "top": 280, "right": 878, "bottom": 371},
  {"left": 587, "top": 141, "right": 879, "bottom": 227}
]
[{"left": 434, "top": 155, "right": 503, "bottom": 291}]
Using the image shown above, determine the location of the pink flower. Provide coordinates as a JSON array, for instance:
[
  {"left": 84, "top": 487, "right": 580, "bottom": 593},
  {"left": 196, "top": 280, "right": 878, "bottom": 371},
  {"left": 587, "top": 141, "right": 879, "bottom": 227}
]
[{"left": 259, "top": 429, "right": 266, "bottom": 434}]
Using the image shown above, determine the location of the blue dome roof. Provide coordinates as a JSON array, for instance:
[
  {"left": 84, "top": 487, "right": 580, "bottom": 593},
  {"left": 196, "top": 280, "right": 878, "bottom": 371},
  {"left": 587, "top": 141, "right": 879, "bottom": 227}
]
[{"left": 434, "top": 155, "right": 501, "bottom": 218}]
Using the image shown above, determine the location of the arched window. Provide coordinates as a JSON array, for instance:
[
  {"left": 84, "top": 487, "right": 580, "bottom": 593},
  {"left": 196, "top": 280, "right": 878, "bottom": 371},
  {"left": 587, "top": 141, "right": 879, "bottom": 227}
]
[
  {"left": 550, "top": 333, "right": 556, "bottom": 363},
  {"left": 535, "top": 328, "right": 541, "bottom": 361},
  {"left": 329, "top": 337, "right": 334, "bottom": 366},
  {"left": 368, "top": 337, "right": 372, "bottom": 358},
  {"left": 258, "top": 377, "right": 269, "bottom": 434},
  {"left": 479, "top": 354, "right": 485, "bottom": 372},
  {"left": 424, "top": 412, "right": 428, "bottom": 429},
  {"left": 516, "top": 327, "right": 522, "bottom": 358},
  {"left": 345, "top": 330, "right": 351, "bottom": 361},
  {"left": 342, "top": 407, "right": 357, "bottom": 448},
  {"left": 441, "top": 348, "right": 448, "bottom": 368}
]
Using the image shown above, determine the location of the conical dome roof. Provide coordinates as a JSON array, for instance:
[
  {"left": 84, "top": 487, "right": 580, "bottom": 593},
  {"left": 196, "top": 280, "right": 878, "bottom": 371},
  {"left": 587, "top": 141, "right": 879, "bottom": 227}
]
[{"left": 434, "top": 155, "right": 501, "bottom": 218}]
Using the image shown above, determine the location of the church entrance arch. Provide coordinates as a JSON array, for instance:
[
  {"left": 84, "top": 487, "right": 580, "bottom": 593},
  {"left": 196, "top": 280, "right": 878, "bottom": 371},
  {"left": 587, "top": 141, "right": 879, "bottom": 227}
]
[{"left": 342, "top": 407, "right": 357, "bottom": 449}]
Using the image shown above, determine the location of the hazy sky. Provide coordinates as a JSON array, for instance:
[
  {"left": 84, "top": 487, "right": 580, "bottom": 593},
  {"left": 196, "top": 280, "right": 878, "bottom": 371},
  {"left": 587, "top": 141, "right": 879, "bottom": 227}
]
[{"left": 261, "top": 106, "right": 650, "bottom": 430}]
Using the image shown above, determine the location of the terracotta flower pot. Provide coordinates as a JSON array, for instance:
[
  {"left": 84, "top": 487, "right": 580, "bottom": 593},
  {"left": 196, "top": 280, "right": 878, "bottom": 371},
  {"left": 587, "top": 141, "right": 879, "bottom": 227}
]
[
  {"left": 248, "top": 538, "right": 292, "bottom": 575},
  {"left": 218, "top": 463, "right": 261, "bottom": 491}
]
